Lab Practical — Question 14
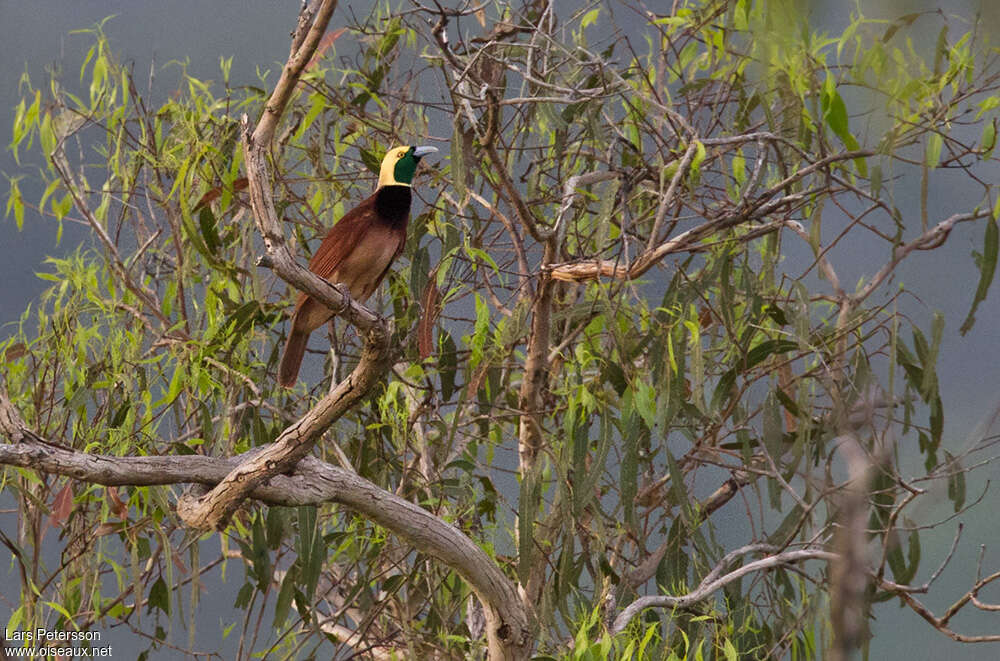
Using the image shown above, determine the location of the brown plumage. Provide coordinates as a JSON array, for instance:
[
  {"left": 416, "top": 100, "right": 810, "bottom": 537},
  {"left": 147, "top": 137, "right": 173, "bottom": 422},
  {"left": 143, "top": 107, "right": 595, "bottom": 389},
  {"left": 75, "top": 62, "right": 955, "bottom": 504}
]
[
  {"left": 278, "top": 187, "right": 409, "bottom": 387},
  {"left": 277, "top": 145, "right": 436, "bottom": 387}
]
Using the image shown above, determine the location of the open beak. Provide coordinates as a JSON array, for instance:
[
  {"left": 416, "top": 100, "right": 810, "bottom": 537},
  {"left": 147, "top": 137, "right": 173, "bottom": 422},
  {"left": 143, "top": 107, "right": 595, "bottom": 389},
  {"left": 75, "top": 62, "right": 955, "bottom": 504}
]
[{"left": 412, "top": 146, "right": 439, "bottom": 159}]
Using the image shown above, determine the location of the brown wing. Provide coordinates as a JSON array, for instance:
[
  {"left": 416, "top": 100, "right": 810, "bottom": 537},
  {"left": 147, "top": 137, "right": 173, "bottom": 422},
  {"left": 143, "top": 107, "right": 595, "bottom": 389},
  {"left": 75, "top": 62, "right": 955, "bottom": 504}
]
[
  {"left": 306, "top": 192, "right": 380, "bottom": 281},
  {"left": 294, "top": 191, "right": 406, "bottom": 313}
]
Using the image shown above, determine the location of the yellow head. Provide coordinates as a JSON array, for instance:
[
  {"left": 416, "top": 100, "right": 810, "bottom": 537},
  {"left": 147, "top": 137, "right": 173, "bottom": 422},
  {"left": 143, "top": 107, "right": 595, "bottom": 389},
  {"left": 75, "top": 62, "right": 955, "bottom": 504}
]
[{"left": 377, "top": 145, "right": 438, "bottom": 188}]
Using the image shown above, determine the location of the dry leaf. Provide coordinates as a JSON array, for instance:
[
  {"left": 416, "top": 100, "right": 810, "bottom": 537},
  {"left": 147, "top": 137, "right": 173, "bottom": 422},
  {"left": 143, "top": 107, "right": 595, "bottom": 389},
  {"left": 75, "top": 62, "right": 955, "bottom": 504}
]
[
  {"left": 418, "top": 268, "right": 442, "bottom": 360},
  {"left": 107, "top": 486, "right": 128, "bottom": 520},
  {"left": 193, "top": 176, "right": 249, "bottom": 212},
  {"left": 48, "top": 483, "right": 74, "bottom": 529},
  {"left": 3, "top": 342, "right": 28, "bottom": 363}
]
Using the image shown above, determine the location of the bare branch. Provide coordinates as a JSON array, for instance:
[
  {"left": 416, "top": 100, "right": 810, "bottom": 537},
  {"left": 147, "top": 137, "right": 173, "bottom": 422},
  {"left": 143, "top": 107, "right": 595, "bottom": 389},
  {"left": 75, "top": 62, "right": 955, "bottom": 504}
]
[
  {"left": 647, "top": 141, "right": 699, "bottom": 251},
  {"left": 613, "top": 548, "right": 838, "bottom": 635},
  {"left": 253, "top": 0, "right": 338, "bottom": 147},
  {"left": 853, "top": 210, "right": 990, "bottom": 305},
  {"left": 174, "top": 327, "right": 391, "bottom": 530}
]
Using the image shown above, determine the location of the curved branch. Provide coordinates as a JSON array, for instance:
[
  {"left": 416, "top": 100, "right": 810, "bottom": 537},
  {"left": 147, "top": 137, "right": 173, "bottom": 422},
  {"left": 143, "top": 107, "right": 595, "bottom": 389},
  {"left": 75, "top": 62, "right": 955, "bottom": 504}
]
[
  {"left": 647, "top": 141, "right": 699, "bottom": 251},
  {"left": 548, "top": 218, "right": 785, "bottom": 283},
  {"left": 882, "top": 572, "right": 1000, "bottom": 643},
  {"left": 612, "top": 548, "right": 837, "bottom": 635},
  {"left": 852, "top": 210, "right": 989, "bottom": 305},
  {"left": 174, "top": 327, "right": 391, "bottom": 530},
  {"left": 0, "top": 395, "right": 533, "bottom": 659}
]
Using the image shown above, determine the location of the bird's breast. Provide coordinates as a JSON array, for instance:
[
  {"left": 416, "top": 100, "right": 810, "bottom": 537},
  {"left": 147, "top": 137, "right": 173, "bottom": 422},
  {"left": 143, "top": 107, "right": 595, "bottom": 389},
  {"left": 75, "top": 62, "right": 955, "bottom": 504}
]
[{"left": 332, "top": 222, "right": 403, "bottom": 302}]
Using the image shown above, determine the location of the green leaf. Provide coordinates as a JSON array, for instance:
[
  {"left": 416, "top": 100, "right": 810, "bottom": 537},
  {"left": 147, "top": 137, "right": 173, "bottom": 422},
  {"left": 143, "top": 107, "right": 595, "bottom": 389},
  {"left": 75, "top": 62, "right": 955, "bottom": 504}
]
[
  {"left": 888, "top": 526, "right": 921, "bottom": 585},
  {"left": 925, "top": 133, "right": 943, "bottom": 169},
  {"left": 266, "top": 506, "right": 286, "bottom": 550},
  {"left": 929, "top": 394, "right": 944, "bottom": 448},
  {"left": 234, "top": 582, "right": 253, "bottom": 609},
  {"left": 980, "top": 120, "right": 997, "bottom": 159},
  {"left": 690, "top": 139, "right": 707, "bottom": 177},
  {"left": 731, "top": 152, "right": 746, "bottom": 187},
  {"left": 603, "top": 361, "right": 627, "bottom": 396},
  {"left": 620, "top": 415, "right": 638, "bottom": 529},
  {"left": 581, "top": 8, "right": 600, "bottom": 29},
  {"left": 147, "top": 577, "right": 170, "bottom": 615},
  {"left": 744, "top": 339, "right": 798, "bottom": 371},
  {"left": 165, "top": 364, "right": 185, "bottom": 403},
  {"left": 960, "top": 216, "right": 997, "bottom": 334},
  {"left": 886, "top": 530, "right": 906, "bottom": 582},
  {"left": 296, "top": 505, "right": 323, "bottom": 602},
  {"left": 632, "top": 380, "right": 657, "bottom": 429},
  {"left": 822, "top": 78, "right": 849, "bottom": 141},
  {"left": 5, "top": 178, "right": 25, "bottom": 230},
  {"left": 359, "top": 148, "right": 381, "bottom": 174},
  {"left": 664, "top": 450, "right": 688, "bottom": 515},
  {"left": 273, "top": 566, "right": 297, "bottom": 628},
  {"left": 870, "top": 163, "right": 883, "bottom": 197},
  {"left": 450, "top": 116, "right": 467, "bottom": 200},
  {"left": 248, "top": 515, "right": 272, "bottom": 590},
  {"left": 905, "top": 526, "right": 921, "bottom": 583},
  {"left": 768, "top": 503, "right": 804, "bottom": 546},
  {"left": 656, "top": 518, "right": 688, "bottom": 589},
  {"left": 710, "top": 368, "right": 737, "bottom": 412},
  {"left": 219, "top": 301, "right": 264, "bottom": 341},
  {"left": 198, "top": 206, "right": 221, "bottom": 256},
  {"left": 761, "top": 392, "right": 784, "bottom": 461},
  {"left": 439, "top": 331, "right": 457, "bottom": 401},
  {"left": 946, "top": 451, "right": 966, "bottom": 512},
  {"left": 821, "top": 76, "right": 867, "bottom": 175}
]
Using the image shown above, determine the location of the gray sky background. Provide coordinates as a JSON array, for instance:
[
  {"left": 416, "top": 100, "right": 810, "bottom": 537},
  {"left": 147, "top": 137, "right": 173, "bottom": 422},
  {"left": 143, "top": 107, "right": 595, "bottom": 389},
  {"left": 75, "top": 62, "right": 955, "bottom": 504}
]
[{"left": 1, "top": 1, "right": 999, "bottom": 658}]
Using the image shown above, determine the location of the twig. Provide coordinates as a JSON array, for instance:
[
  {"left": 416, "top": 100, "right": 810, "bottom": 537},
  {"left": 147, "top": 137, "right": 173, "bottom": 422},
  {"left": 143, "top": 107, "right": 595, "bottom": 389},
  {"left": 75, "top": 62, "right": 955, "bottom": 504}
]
[{"left": 612, "top": 548, "right": 837, "bottom": 635}]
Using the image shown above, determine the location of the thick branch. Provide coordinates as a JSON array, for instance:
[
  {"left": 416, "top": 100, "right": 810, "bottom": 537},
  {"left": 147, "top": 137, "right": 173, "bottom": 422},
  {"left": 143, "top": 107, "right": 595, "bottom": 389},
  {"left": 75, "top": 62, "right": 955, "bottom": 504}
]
[
  {"left": 0, "top": 392, "right": 532, "bottom": 659},
  {"left": 829, "top": 433, "right": 875, "bottom": 661},
  {"left": 175, "top": 328, "right": 390, "bottom": 530},
  {"left": 548, "top": 217, "right": 784, "bottom": 283}
]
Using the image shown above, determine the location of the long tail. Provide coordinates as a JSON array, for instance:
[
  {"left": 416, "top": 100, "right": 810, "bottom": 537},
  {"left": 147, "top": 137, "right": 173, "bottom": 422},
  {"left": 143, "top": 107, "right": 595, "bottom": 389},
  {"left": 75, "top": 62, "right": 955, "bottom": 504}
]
[{"left": 278, "top": 322, "right": 309, "bottom": 388}]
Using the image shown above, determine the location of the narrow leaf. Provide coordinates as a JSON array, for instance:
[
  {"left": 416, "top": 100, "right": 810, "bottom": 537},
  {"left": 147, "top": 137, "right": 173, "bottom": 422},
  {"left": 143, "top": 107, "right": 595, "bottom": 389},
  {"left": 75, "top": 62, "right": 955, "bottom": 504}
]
[{"left": 960, "top": 216, "right": 997, "bottom": 334}]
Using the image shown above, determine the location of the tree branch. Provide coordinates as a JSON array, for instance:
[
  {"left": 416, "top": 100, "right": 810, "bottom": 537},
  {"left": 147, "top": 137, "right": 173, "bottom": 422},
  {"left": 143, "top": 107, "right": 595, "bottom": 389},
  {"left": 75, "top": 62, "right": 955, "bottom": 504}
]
[
  {"left": 174, "top": 326, "right": 391, "bottom": 530},
  {"left": 612, "top": 548, "right": 838, "bottom": 635},
  {"left": 253, "top": 0, "right": 338, "bottom": 147},
  {"left": 853, "top": 210, "right": 989, "bottom": 305},
  {"left": 0, "top": 388, "right": 533, "bottom": 659}
]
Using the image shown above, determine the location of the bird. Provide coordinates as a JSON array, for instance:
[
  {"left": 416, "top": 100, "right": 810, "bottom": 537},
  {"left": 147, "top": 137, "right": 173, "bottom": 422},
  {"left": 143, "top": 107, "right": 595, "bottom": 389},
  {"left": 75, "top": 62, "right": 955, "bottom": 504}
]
[{"left": 277, "top": 145, "right": 437, "bottom": 387}]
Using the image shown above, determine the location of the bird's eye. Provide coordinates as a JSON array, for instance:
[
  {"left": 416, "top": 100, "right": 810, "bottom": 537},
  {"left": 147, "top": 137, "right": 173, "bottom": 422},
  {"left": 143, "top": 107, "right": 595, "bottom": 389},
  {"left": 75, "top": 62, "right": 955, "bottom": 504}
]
[{"left": 397, "top": 151, "right": 405, "bottom": 159}]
